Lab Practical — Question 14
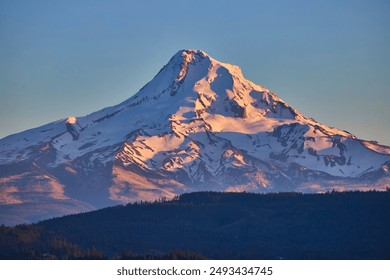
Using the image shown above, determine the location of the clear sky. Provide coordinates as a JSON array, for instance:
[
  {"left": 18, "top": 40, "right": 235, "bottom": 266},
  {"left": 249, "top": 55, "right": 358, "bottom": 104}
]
[{"left": 1, "top": 0, "right": 389, "bottom": 145}]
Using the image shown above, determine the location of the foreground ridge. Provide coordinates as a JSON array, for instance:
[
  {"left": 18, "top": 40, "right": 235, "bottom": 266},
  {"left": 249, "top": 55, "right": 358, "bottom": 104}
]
[{"left": 1, "top": 191, "right": 390, "bottom": 259}]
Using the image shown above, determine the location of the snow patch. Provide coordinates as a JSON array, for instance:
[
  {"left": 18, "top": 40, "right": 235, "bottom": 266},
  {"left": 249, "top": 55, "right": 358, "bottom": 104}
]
[{"left": 67, "top": 116, "right": 77, "bottom": 124}]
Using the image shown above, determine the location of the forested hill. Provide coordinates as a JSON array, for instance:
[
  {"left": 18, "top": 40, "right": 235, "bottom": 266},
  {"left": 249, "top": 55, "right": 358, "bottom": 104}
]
[{"left": 1, "top": 191, "right": 390, "bottom": 260}]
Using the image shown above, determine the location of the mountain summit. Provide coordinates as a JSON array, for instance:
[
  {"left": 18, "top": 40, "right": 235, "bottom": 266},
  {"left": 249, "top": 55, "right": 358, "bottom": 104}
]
[{"left": 1, "top": 50, "right": 389, "bottom": 225}]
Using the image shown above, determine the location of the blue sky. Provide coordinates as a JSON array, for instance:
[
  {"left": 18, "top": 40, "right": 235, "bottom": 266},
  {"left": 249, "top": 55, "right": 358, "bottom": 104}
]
[{"left": 1, "top": 0, "right": 389, "bottom": 144}]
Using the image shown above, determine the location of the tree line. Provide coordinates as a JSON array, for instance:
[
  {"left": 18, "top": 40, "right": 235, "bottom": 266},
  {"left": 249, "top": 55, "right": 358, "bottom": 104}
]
[{"left": 1, "top": 190, "right": 389, "bottom": 259}]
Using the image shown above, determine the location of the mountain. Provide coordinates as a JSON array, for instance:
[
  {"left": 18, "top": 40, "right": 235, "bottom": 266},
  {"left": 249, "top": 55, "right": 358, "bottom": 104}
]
[{"left": 0, "top": 50, "right": 389, "bottom": 225}]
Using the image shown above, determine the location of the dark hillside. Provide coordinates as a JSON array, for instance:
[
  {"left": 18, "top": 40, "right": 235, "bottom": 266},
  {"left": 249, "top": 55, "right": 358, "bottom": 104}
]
[{"left": 1, "top": 191, "right": 390, "bottom": 259}]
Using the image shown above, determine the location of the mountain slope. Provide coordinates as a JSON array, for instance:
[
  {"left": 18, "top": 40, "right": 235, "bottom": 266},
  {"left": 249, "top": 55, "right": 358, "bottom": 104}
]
[{"left": 1, "top": 50, "right": 389, "bottom": 225}]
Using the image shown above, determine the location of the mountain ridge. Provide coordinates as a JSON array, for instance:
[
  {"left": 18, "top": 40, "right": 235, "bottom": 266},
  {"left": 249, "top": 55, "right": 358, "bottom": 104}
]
[{"left": 0, "top": 49, "right": 389, "bottom": 225}]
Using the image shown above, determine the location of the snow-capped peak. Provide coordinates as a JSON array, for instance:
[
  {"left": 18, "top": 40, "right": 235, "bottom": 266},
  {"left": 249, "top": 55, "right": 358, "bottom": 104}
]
[
  {"left": 0, "top": 49, "right": 389, "bottom": 225},
  {"left": 171, "top": 49, "right": 244, "bottom": 84}
]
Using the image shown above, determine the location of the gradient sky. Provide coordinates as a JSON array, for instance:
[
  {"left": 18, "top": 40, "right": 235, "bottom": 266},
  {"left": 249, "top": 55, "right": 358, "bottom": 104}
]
[{"left": 1, "top": 0, "right": 389, "bottom": 145}]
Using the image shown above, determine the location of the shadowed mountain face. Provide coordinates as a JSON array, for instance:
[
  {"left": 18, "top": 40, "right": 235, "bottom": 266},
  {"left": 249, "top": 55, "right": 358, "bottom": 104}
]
[{"left": 0, "top": 50, "right": 389, "bottom": 225}]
